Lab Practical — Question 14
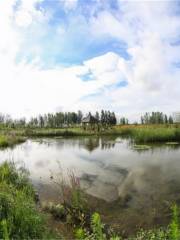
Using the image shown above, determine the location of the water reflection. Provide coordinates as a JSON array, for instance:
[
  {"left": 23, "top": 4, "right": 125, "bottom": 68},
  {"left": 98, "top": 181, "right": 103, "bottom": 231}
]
[
  {"left": 79, "top": 138, "right": 100, "bottom": 152},
  {"left": 0, "top": 137, "right": 180, "bottom": 233},
  {"left": 101, "top": 138, "right": 116, "bottom": 150}
]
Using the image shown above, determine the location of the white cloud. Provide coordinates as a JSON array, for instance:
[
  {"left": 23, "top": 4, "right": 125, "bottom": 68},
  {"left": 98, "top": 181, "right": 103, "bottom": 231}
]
[
  {"left": 88, "top": 1, "right": 180, "bottom": 120},
  {"left": 62, "top": 0, "right": 78, "bottom": 11},
  {"left": 14, "top": 0, "right": 45, "bottom": 27},
  {"left": 15, "top": 10, "right": 33, "bottom": 27},
  {"left": 0, "top": 40, "right": 123, "bottom": 118},
  {"left": 84, "top": 52, "right": 120, "bottom": 75},
  {"left": 0, "top": 0, "right": 180, "bottom": 121}
]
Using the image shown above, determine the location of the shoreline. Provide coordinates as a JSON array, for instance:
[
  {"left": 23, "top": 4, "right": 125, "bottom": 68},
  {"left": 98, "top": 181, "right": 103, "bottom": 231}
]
[{"left": 0, "top": 124, "right": 180, "bottom": 148}]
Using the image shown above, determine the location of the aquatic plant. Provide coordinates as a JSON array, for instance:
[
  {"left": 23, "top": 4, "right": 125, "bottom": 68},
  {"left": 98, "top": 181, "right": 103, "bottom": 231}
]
[
  {"left": 132, "top": 128, "right": 176, "bottom": 143},
  {"left": 133, "top": 144, "right": 151, "bottom": 150},
  {"left": 1, "top": 123, "right": 180, "bottom": 143},
  {"left": 114, "top": 124, "right": 180, "bottom": 143},
  {"left": 166, "top": 142, "right": 179, "bottom": 145}
]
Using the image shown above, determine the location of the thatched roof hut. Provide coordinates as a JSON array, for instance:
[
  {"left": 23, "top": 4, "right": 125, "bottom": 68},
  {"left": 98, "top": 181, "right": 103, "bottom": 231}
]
[{"left": 82, "top": 113, "right": 98, "bottom": 124}]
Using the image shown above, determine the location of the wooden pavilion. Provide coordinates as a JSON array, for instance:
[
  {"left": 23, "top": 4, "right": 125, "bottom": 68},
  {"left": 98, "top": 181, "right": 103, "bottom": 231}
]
[{"left": 81, "top": 113, "right": 98, "bottom": 130}]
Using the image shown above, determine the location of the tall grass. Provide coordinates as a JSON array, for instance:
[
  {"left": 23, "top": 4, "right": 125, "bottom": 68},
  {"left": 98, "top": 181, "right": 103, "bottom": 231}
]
[
  {"left": 0, "top": 161, "right": 53, "bottom": 239},
  {"left": 1, "top": 125, "right": 180, "bottom": 143},
  {"left": 22, "top": 125, "right": 180, "bottom": 143},
  {"left": 24, "top": 128, "right": 94, "bottom": 137},
  {"left": 113, "top": 125, "right": 180, "bottom": 143},
  {"left": 131, "top": 128, "right": 180, "bottom": 143},
  {"left": 169, "top": 205, "right": 180, "bottom": 240},
  {"left": 0, "top": 135, "right": 25, "bottom": 147}
]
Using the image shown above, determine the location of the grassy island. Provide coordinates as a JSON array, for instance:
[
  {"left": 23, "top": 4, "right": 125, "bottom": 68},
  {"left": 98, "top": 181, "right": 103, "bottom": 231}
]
[{"left": 0, "top": 124, "right": 180, "bottom": 147}]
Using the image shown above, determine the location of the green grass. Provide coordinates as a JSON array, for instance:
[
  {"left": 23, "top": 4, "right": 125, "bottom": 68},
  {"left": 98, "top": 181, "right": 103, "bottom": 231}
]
[
  {"left": 0, "top": 161, "right": 58, "bottom": 239},
  {"left": 0, "top": 124, "right": 180, "bottom": 146},
  {"left": 28, "top": 125, "right": 180, "bottom": 144},
  {"left": 24, "top": 127, "right": 94, "bottom": 137},
  {"left": 18, "top": 127, "right": 123, "bottom": 138},
  {"left": 131, "top": 127, "right": 180, "bottom": 143},
  {"left": 113, "top": 124, "right": 180, "bottom": 143},
  {"left": 0, "top": 135, "right": 26, "bottom": 148}
]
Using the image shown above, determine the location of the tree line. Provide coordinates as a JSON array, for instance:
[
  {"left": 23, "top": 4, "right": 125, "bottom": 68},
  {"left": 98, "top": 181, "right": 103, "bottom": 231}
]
[
  {"left": 0, "top": 111, "right": 175, "bottom": 128},
  {"left": 140, "top": 112, "right": 174, "bottom": 124},
  {"left": 96, "top": 110, "right": 117, "bottom": 126},
  {"left": 119, "top": 117, "right": 129, "bottom": 125},
  {"left": 0, "top": 110, "right": 117, "bottom": 128}
]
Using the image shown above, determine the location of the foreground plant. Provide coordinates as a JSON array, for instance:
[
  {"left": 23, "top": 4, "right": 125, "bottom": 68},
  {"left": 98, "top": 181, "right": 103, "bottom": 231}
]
[
  {"left": 169, "top": 204, "right": 180, "bottom": 240},
  {"left": 45, "top": 165, "right": 180, "bottom": 240},
  {"left": 75, "top": 212, "right": 121, "bottom": 240},
  {"left": 0, "top": 161, "right": 54, "bottom": 239}
]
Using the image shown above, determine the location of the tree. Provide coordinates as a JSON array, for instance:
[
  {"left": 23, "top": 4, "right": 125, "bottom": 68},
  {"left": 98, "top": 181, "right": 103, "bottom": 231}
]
[
  {"left": 169, "top": 116, "right": 174, "bottom": 124},
  {"left": 120, "top": 117, "right": 126, "bottom": 125},
  {"left": 77, "top": 110, "right": 83, "bottom": 124},
  {"left": 164, "top": 114, "right": 168, "bottom": 124},
  {"left": 140, "top": 112, "right": 173, "bottom": 124},
  {"left": 39, "top": 115, "right": 44, "bottom": 128},
  {"left": 101, "top": 110, "right": 105, "bottom": 125},
  {"left": 95, "top": 112, "right": 100, "bottom": 122},
  {"left": 111, "top": 112, "right": 117, "bottom": 125}
]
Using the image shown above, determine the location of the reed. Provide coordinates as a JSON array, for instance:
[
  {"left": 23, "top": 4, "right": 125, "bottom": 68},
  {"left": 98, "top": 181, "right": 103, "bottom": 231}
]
[
  {"left": 132, "top": 127, "right": 180, "bottom": 143},
  {"left": 0, "top": 135, "right": 25, "bottom": 147}
]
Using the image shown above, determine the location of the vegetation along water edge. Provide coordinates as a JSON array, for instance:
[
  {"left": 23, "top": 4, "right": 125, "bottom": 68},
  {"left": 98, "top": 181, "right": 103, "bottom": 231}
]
[{"left": 1, "top": 161, "right": 180, "bottom": 240}]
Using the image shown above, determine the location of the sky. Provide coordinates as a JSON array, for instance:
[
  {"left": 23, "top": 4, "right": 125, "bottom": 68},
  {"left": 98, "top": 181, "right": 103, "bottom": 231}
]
[{"left": 0, "top": 0, "right": 180, "bottom": 121}]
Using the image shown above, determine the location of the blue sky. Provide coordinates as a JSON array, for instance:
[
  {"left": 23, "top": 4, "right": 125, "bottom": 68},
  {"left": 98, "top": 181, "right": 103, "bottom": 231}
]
[
  {"left": 17, "top": 0, "right": 130, "bottom": 66},
  {"left": 0, "top": 0, "right": 180, "bottom": 120}
]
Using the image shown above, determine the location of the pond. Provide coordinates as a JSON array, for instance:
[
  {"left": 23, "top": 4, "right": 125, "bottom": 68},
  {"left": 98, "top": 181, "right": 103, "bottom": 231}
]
[{"left": 0, "top": 136, "right": 180, "bottom": 235}]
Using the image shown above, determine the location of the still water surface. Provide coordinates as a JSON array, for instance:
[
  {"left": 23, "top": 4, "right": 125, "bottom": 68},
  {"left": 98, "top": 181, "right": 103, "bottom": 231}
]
[{"left": 0, "top": 136, "right": 180, "bottom": 234}]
